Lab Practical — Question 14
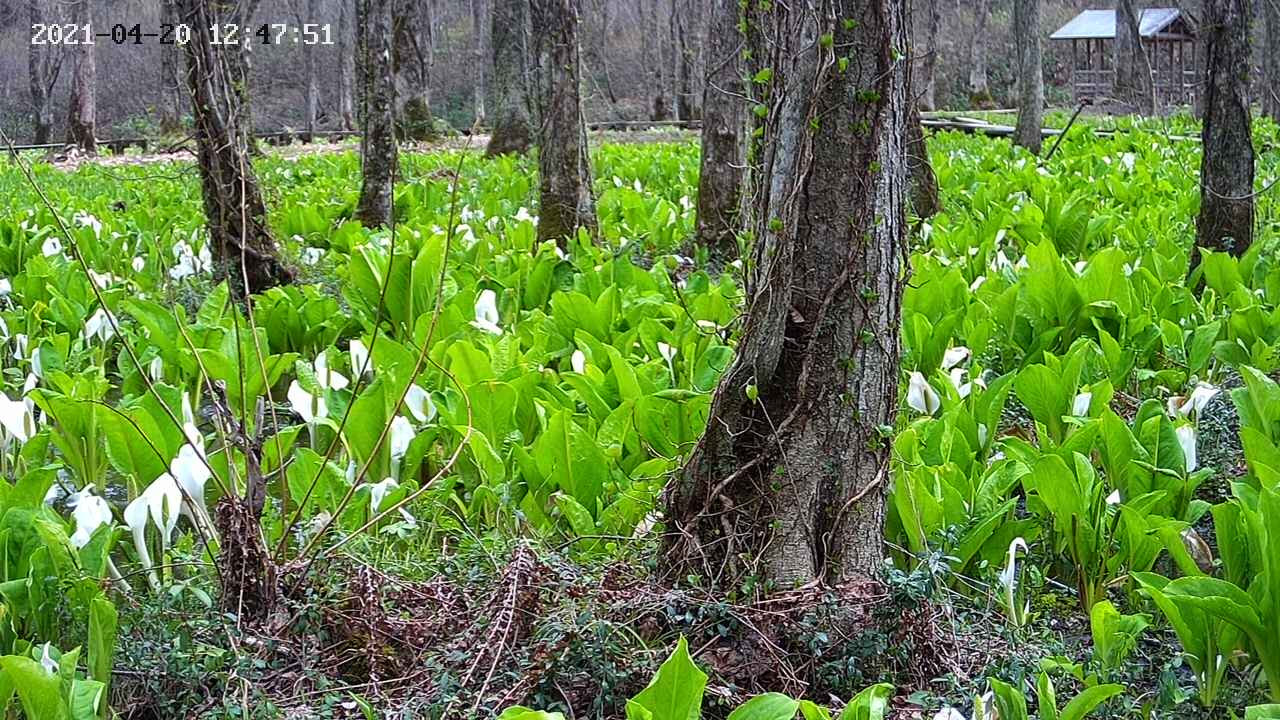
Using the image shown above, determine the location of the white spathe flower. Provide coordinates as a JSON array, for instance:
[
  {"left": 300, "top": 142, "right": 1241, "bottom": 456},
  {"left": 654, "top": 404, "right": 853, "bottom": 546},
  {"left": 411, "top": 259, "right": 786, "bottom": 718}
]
[
  {"left": 39, "top": 643, "right": 57, "bottom": 675},
  {"left": 30, "top": 344, "right": 43, "bottom": 379},
  {"left": 657, "top": 342, "right": 677, "bottom": 363},
  {"left": 88, "top": 269, "right": 115, "bottom": 289},
  {"left": 514, "top": 206, "right": 537, "bottom": 225},
  {"left": 389, "top": 416, "right": 415, "bottom": 461},
  {"left": 1072, "top": 391, "right": 1093, "bottom": 417},
  {"left": 948, "top": 368, "right": 977, "bottom": 399},
  {"left": 170, "top": 441, "right": 212, "bottom": 522},
  {"left": 969, "top": 275, "right": 986, "bottom": 292},
  {"left": 941, "top": 346, "right": 971, "bottom": 370},
  {"left": 404, "top": 384, "right": 436, "bottom": 423},
  {"left": 1174, "top": 382, "right": 1220, "bottom": 420},
  {"left": 41, "top": 236, "right": 63, "bottom": 257},
  {"left": 571, "top": 349, "right": 586, "bottom": 374},
  {"left": 314, "top": 352, "right": 349, "bottom": 391},
  {"left": 124, "top": 473, "right": 183, "bottom": 588},
  {"left": 73, "top": 211, "right": 102, "bottom": 237},
  {"left": 302, "top": 247, "right": 324, "bottom": 265},
  {"left": 70, "top": 488, "right": 113, "bottom": 549},
  {"left": 131, "top": 256, "right": 146, "bottom": 273},
  {"left": 0, "top": 278, "right": 11, "bottom": 296},
  {"left": 82, "top": 307, "right": 117, "bottom": 344},
  {"left": 287, "top": 380, "right": 328, "bottom": 424},
  {"left": 999, "top": 537, "right": 1029, "bottom": 627},
  {"left": 350, "top": 339, "right": 371, "bottom": 378},
  {"left": 369, "top": 477, "right": 398, "bottom": 513},
  {"left": 1105, "top": 489, "right": 1122, "bottom": 505},
  {"left": 906, "top": 372, "right": 941, "bottom": 415},
  {"left": 470, "top": 289, "right": 503, "bottom": 335},
  {"left": 1176, "top": 424, "right": 1198, "bottom": 472},
  {"left": 148, "top": 356, "right": 164, "bottom": 381},
  {"left": 0, "top": 392, "right": 36, "bottom": 445},
  {"left": 932, "top": 709, "right": 966, "bottom": 720}
]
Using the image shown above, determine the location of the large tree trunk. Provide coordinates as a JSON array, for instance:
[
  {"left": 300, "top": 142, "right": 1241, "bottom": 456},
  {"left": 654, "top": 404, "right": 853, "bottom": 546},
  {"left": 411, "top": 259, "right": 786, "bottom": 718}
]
[
  {"left": 1114, "top": 0, "right": 1156, "bottom": 114},
  {"left": 393, "top": 0, "right": 436, "bottom": 140},
  {"left": 908, "top": 107, "right": 940, "bottom": 219},
  {"left": 1264, "top": 0, "right": 1280, "bottom": 122},
  {"left": 694, "top": 0, "right": 745, "bottom": 257},
  {"left": 299, "top": 0, "right": 319, "bottom": 140},
  {"left": 472, "top": 0, "right": 488, "bottom": 125},
  {"left": 159, "top": 0, "right": 184, "bottom": 132},
  {"left": 662, "top": 0, "right": 909, "bottom": 588},
  {"left": 338, "top": 1, "right": 357, "bottom": 132},
  {"left": 485, "top": 0, "right": 533, "bottom": 155},
  {"left": 674, "top": 0, "right": 699, "bottom": 122},
  {"left": 356, "top": 0, "right": 399, "bottom": 226},
  {"left": 176, "top": 0, "right": 293, "bottom": 297},
  {"left": 66, "top": 0, "right": 96, "bottom": 154},
  {"left": 919, "top": 0, "right": 941, "bottom": 110},
  {"left": 1196, "top": 0, "right": 1255, "bottom": 258},
  {"left": 1013, "top": 0, "right": 1044, "bottom": 153},
  {"left": 27, "top": 0, "right": 62, "bottom": 145},
  {"left": 530, "top": 0, "right": 596, "bottom": 245},
  {"left": 968, "top": 0, "right": 992, "bottom": 107}
]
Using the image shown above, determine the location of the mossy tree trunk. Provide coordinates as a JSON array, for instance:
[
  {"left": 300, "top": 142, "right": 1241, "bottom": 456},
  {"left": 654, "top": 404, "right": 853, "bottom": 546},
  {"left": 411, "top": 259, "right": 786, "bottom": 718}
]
[
  {"left": 356, "top": 0, "right": 399, "bottom": 227},
  {"left": 485, "top": 0, "right": 533, "bottom": 156},
  {"left": 1196, "top": 0, "right": 1255, "bottom": 259},
  {"left": 662, "top": 0, "right": 910, "bottom": 589},
  {"left": 66, "top": 0, "right": 97, "bottom": 154},
  {"left": 920, "top": 0, "right": 941, "bottom": 110},
  {"left": 177, "top": 0, "right": 293, "bottom": 297},
  {"left": 968, "top": 0, "right": 992, "bottom": 107},
  {"left": 530, "top": 0, "right": 596, "bottom": 246},
  {"left": 694, "top": 0, "right": 746, "bottom": 257},
  {"left": 1013, "top": 0, "right": 1044, "bottom": 153},
  {"left": 393, "top": 0, "right": 436, "bottom": 140},
  {"left": 159, "top": 0, "right": 184, "bottom": 133}
]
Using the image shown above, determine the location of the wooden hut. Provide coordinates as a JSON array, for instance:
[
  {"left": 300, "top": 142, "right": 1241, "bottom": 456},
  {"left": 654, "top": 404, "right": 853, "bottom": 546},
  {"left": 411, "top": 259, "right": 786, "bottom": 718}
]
[{"left": 1050, "top": 8, "right": 1199, "bottom": 106}]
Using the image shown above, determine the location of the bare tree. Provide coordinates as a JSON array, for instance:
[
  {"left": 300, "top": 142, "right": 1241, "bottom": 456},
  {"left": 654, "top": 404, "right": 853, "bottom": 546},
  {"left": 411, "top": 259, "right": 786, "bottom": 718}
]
[
  {"left": 694, "top": 0, "right": 744, "bottom": 256},
  {"left": 1013, "top": 0, "right": 1044, "bottom": 153},
  {"left": 485, "top": 0, "right": 533, "bottom": 155},
  {"left": 1196, "top": 0, "right": 1254, "bottom": 259},
  {"left": 159, "top": 0, "right": 184, "bottom": 132},
  {"left": 356, "top": 0, "right": 398, "bottom": 226},
  {"left": 66, "top": 0, "right": 96, "bottom": 153},
  {"left": 968, "top": 0, "right": 992, "bottom": 106},
  {"left": 393, "top": 0, "right": 436, "bottom": 139},
  {"left": 673, "top": 0, "right": 699, "bottom": 122},
  {"left": 919, "top": 0, "right": 942, "bottom": 110},
  {"left": 662, "top": 0, "right": 910, "bottom": 588},
  {"left": 471, "top": 0, "right": 488, "bottom": 125},
  {"left": 296, "top": 0, "right": 320, "bottom": 140},
  {"left": 530, "top": 0, "right": 596, "bottom": 245},
  {"left": 1114, "top": 0, "right": 1155, "bottom": 114},
  {"left": 1264, "top": 0, "right": 1280, "bottom": 122},
  {"left": 27, "top": 0, "right": 63, "bottom": 146},
  {"left": 176, "top": 0, "right": 293, "bottom": 297},
  {"left": 338, "top": 0, "right": 356, "bottom": 132}
]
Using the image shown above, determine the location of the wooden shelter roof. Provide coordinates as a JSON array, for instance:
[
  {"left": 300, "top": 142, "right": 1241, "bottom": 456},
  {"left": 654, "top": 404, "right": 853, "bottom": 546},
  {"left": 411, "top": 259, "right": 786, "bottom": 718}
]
[{"left": 1049, "top": 8, "right": 1196, "bottom": 41}]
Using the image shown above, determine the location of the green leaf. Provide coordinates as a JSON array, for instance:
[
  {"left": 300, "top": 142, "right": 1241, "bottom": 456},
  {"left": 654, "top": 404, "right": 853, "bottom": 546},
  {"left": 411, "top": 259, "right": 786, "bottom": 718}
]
[
  {"left": 837, "top": 683, "right": 893, "bottom": 720},
  {"left": 1056, "top": 684, "right": 1124, "bottom": 720},
  {"left": 0, "top": 655, "right": 68, "bottom": 720},
  {"left": 497, "top": 707, "right": 567, "bottom": 720},
  {"left": 727, "top": 693, "right": 799, "bottom": 720},
  {"left": 628, "top": 636, "right": 707, "bottom": 720}
]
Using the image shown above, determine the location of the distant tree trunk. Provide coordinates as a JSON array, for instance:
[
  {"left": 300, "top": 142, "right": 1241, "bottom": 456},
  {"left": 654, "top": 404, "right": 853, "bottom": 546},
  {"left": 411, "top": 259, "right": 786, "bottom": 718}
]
[
  {"left": 650, "top": 0, "right": 673, "bottom": 121},
  {"left": 337, "top": 1, "right": 356, "bottom": 131},
  {"left": 1114, "top": 0, "right": 1156, "bottom": 113},
  {"left": 920, "top": 0, "right": 942, "bottom": 110},
  {"left": 159, "top": 0, "right": 184, "bottom": 132},
  {"left": 1196, "top": 0, "right": 1255, "bottom": 259},
  {"left": 530, "top": 0, "right": 596, "bottom": 245},
  {"left": 1013, "top": 0, "right": 1044, "bottom": 153},
  {"left": 472, "top": 0, "right": 488, "bottom": 125},
  {"left": 27, "top": 0, "right": 62, "bottom": 145},
  {"left": 66, "top": 0, "right": 96, "bottom": 153},
  {"left": 393, "top": 0, "right": 436, "bottom": 139},
  {"left": 968, "top": 0, "right": 992, "bottom": 107},
  {"left": 674, "top": 0, "right": 698, "bottom": 122},
  {"left": 694, "top": 0, "right": 745, "bottom": 257},
  {"left": 908, "top": 107, "right": 940, "bottom": 218},
  {"left": 486, "top": 0, "right": 533, "bottom": 155},
  {"left": 177, "top": 0, "right": 292, "bottom": 296},
  {"left": 356, "top": 0, "right": 399, "bottom": 226},
  {"left": 1263, "top": 0, "right": 1280, "bottom": 122},
  {"left": 662, "top": 0, "right": 909, "bottom": 588}
]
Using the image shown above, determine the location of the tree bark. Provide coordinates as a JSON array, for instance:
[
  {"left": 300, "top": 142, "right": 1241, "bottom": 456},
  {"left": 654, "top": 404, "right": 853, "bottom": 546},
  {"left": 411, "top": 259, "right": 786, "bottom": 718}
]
[
  {"left": 1013, "top": 0, "right": 1044, "bottom": 153},
  {"left": 66, "top": 0, "right": 97, "bottom": 154},
  {"left": 908, "top": 107, "right": 940, "bottom": 219},
  {"left": 298, "top": 0, "right": 320, "bottom": 140},
  {"left": 1264, "top": 0, "right": 1280, "bottom": 122},
  {"left": 393, "top": 0, "right": 436, "bottom": 140},
  {"left": 920, "top": 0, "right": 941, "bottom": 110},
  {"left": 530, "top": 0, "right": 596, "bottom": 245},
  {"left": 338, "top": 0, "right": 357, "bottom": 132},
  {"left": 356, "top": 0, "right": 399, "bottom": 226},
  {"left": 472, "top": 0, "right": 488, "bottom": 125},
  {"left": 27, "top": 0, "right": 62, "bottom": 146},
  {"left": 1114, "top": 0, "right": 1156, "bottom": 114},
  {"left": 486, "top": 0, "right": 533, "bottom": 155},
  {"left": 159, "top": 0, "right": 184, "bottom": 132},
  {"left": 1196, "top": 0, "right": 1254, "bottom": 258},
  {"left": 662, "top": 0, "right": 909, "bottom": 589},
  {"left": 674, "top": 0, "right": 699, "bottom": 122},
  {"left": 176, "top": 0, "right": 293, "bottom": 297},
  {"left": 694, "top": 0, "right": 745, "bottom": 257},
  {"left": 968, "top": 0, "right": 992, "bottom": 107}
]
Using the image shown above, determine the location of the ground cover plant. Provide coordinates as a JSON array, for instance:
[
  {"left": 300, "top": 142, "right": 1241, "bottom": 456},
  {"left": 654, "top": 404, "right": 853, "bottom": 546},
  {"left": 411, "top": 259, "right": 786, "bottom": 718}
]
[{"left": 0, "top": 113, "right": 1279, "bottom": 719}]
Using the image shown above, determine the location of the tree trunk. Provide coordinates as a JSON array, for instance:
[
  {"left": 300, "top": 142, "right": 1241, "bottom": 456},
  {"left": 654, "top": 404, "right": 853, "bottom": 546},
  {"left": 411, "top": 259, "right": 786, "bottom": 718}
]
[
  {"left": 1196, "top": 0, "right": 1255, "bottom": 258},
  {"left": 530, "top": 0, "right": 596, "bottom": 245},
  {"left": 176, "top": 0, "right": 293, "bottom": 297},
  {"left": 27, "top": 0, "right": 62, "bottom": 146},
  {"left": 66, "top": 0, "right": 96, "bottom": 154},
  {"left": 1013, "top": 0, "right": 1044, "bottom": 153},
  {"left": 661, "top": 0, "right": 909, "bottom": 589},
  {"left": 968, "top": 0, "right": 992, "bottom": 107},
  {"left": 356, "top": 0, "right": 399, "bottom": 226},
  {"left": 159, "top": 0, "right": 184, "bottom": 132},
  {"left": 472, "top": 0, "right": 488, "bottom": 125},
  {"left": 394, "top": 0, "right": 436, "bottom": 140},
  {"left": 338, "top": 0, "right": 357, "bottom": 131},
  {"left": 694, "top": 0, "right": 745, "bottom": 257},
  {"left": 1114, "top": 0, "right": 1156, "bottom": 114},
  {"left": 920, "top": 0, "right": 941, "bottom": 110},
  {"left": 299, "top": 0, "right": 319, "bottom": 140},
  {"left": 1264, "top": 0, "right": 1280, "bottom": 122},
  {"left": 674, "top": 0, "right": 698, "bottom": 122},
  {"left": 486, "top": 0, "right": 533, "bottom": 155},
  {"left": 908, "top": 107, "right": 940, "bottom": 219}
]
